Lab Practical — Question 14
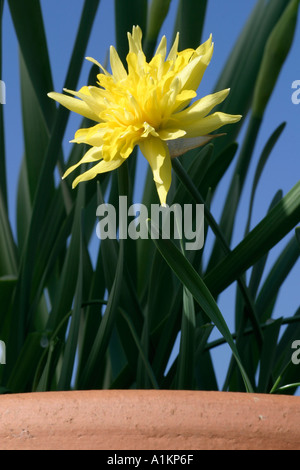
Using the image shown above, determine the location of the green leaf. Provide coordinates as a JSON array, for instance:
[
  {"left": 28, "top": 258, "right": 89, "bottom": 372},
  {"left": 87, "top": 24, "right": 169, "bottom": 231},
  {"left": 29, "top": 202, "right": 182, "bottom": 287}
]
[
  {"left": 234, "top": 190, "right": 283, "bottom": 331},
  {"left": 207, "top": 115, "right": 262, "bottom": 271},
  {"left": 119, "top": 308, "right": 159, "bottom": 389},
  {"left": 151, "top": 286, "right": 182, "bottom": 382},
  {"left": 245, "top": 122, "right": 286, "bottom": 235},
  {"left": 115, "top": 0, "right": 148, "bottom": 63},
  {"left": 109, "top": 363, "right": 133, "bottom": 389},
  {"left": 95, "top": 183, "right": 144, "bottom": 335},
  {"left": 176, "top": 285, "right": 196, "bottom": 389},
  {"left": 272, "top": 382, "right": 300, "bottom": 394},
  {"left": 176, "top": 216, "right": 196, "bottom": 390},
  {"left": 194, "top": 323, "right": 218, "bottom": 391},
  {"left": 206, "top": 174, "right": 240, "bottom": 273},
  {"left": 255, "top": 230, "right": 300, "bottom": 322},
  {"left": 78, "top": 235, "right": 124, "bottom": 389},
  {"left": 213, "top": 0, "right": 288, "bottom": 154},
  {"left": 19, "top": 51, "right": 53, "bottom": 202},
  {"left": 175, "top": 0, "right": 208, "bottom": 49},
  {"left": 57, "top": 212, "right": 85, "bottom": 391},
  {"left": 257, "top": 318, "right": 282, "bottom": 393},
  {"left": 147, "top": 219, "right": 253, "bottom": 392},
  {"left": 6, "top": 332, "right": 46, "bottom": 392},
  {"left": 34, "top": 335, "right": 63, "bottom": 392},
  {"left": 147, "top": 249, "right": 177, "bottom": 340},
  {"left": 0, "top": 275, "right": 17, "bottom": 337},
  {"left": 25, "top": 200, "right": 74, "bottom": 328},
  {"left": 271, "top": 311, "right": 300, "bottom": 395},
  {"left": 199, "top": 142, "right": 238, "bottom": 197},
  {"left": 75, "top": 257, "right": 106, "bottom": 380},
  {"left": 252, "top": 0, "right": 300, "bottom": 118},
  {"left": 247, "top": 190, "right": 283, "bottom": 299},
  {"left": 172, "top": 158, "right": 263, "bottom": 348},
  {"left": 33, "top": 311, "right": 72, "bottom": 392},
  {"left": 48, "top": 204, "right": 83, "bottom": 330},
  {"left": 144, "top": 0, "right": 170, "bottom": 59},
  {"left": 0, "top": 190, "right": 18, "bottom": 277},
  {"left": 7, "top": 0, "right": 55, "bottom": 129},
  {"left": 173, "top": 144, "right": 214, "bottom": 203},
  {"left": 270, "top": 355, "right": 300, "bottom": 395},
  {"left": 10, "top": 0, "right": 101, "bottom": 359},
  {"left": 16, "top": 158, "right": 32, "bottom": 253},
  {"left": 204, "top": 180, "right": 300, "bottom": 297},
  {"left": 107, "top": 327, "right": 127, "bottom": 383}
]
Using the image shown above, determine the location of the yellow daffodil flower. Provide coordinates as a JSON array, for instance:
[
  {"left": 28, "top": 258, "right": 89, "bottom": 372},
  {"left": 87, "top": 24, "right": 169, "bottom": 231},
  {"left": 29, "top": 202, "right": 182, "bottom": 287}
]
[{"left": 48, "top": 26, "right": 241, "bottom": 205}]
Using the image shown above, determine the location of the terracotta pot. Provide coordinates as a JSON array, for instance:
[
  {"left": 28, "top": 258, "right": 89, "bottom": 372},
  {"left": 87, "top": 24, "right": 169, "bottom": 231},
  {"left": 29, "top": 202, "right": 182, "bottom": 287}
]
[{"left": 0, "top": 390, "right": 299, "bottom": 450}]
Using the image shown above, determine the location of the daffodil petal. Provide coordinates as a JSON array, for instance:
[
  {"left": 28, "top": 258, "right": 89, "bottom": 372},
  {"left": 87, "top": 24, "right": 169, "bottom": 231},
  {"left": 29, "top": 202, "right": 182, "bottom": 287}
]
[
  {"left": 156, "top": 151, "right": 172, "bottom": 206},
  {"left": 47, "top": 92, "right": 100, "bottom": 122},
  {"left": 141, "top": 122, "right": 158, "bottom": 138},
  {"left": 172, "top": 89, "right": 230, "bottom": 124},
  {"left": 86, "top": 56, "right": 110, "bottom": 76},
  {"left": 139, "top": 137, "right": 172, "bottom": 205},
  {"left": 72, "top": 157, "right": 124, "bottom": 188},
  {"left": 181, "top": 111, "right": 242, "bottom": 138},
  {"left": 172, "top": 89, "right": 197, "bottom": 113},
  {"left": 110, "top": 46, "right": 127, "bottom": 81},
  {"left": 72, "top": 124, "right": 106, "bottom": 145},
  {"left": 167, "top": 32, "right": 179, "bottom": 62},
  {"left": 195, "top": 34, "right": 213, "bottom": 56},
  {"left": 177, "top": 40, "right": 214, "bottom": 92},
  {"left": 127, "top": 25, "right": 143, "bottom": 55},
  {"left": 63, "top": 87, "right": 105, "bottom": 117},
  {"left": 155, "top": 35, "right": 167, "bottom": 60},
  {"left": 139, "top": 136, "right": 168, "bottom": 185},
  {"left": 63, "top": 146, "right": 103, "bottom": 179},
  {"left": 158, "top": 128, "right": 186, "bottom": 141}
]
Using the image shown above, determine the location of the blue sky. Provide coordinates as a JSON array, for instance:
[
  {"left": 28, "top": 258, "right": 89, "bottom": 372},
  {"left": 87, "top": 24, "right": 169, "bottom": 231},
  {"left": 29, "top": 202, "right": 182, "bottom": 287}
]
[{"left": 2, "top": 0, "right": 300, "bottom": 389}]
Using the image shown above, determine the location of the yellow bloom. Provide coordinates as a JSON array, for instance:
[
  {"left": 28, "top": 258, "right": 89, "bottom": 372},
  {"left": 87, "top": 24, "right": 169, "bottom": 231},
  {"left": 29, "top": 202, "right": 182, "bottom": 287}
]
[{"left": 48, "top": 26, "right": 241, "bottom": 205}]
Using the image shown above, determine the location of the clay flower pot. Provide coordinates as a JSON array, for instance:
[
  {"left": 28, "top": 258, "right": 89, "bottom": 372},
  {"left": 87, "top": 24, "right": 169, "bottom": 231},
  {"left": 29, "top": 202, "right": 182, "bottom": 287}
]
[{"left": 0, "top": 390, "right": 300, "bottom": 450}]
